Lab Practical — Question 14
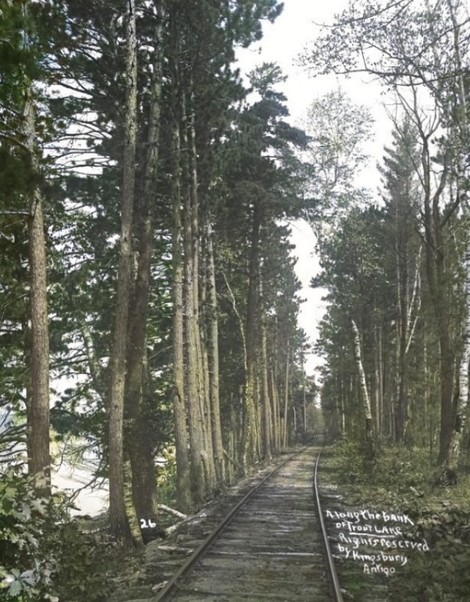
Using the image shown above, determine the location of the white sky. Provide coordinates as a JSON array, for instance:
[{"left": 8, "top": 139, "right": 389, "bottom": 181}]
[{"left": 237, "top": 1, "right": 391, "bottom": 375}]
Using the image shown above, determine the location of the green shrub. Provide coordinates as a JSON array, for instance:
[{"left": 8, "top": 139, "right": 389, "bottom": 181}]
[
  {"left": 329, "top": 443, "right": 470, "bottom": 601},
  {"left": 0, "top": 469, "right": 111, "bottom": 601},
  {"left": 0, "top": 469, "right": 57, "bottom": 601},
  {"left": 48, "top": 521, "right": 113, "bottom": 602},
  {"left": 389, "top": 506, "right": 470, "bottom": 601}
]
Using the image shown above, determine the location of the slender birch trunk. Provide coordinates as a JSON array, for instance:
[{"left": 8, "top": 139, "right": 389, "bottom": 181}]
[{"left": 351, "top": 319, "right": 375, "bottom": 459}]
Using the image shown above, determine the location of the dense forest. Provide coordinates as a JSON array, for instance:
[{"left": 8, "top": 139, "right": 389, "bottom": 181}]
[
  {"left": 0, "top": 0, "right": 469, "bottom": 600},
  {"left": 307, "top": 0, "right": 470, "bottom": 473}
]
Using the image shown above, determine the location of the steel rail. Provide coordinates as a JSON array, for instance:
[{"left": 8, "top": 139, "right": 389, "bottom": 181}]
[
  {"left": 314, "top": 450, "right": 344, "bottom": 602},
  {"left": 154, "top": 449, "right": 303, "bottom": 601}
]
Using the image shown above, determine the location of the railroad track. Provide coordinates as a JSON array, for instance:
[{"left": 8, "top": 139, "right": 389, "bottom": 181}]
[{"left": 154, "top": 446, "right": 344, "bottom": 601}]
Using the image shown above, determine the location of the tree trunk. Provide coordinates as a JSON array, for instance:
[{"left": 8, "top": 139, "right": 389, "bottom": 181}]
[
  {"left": 448, "top": 239, "right": 470, "bottom": 473},
  {"left": 445, "top": 1, "right": 469, "bottom": 474},
  {"left": 301, "top": 361, "right": 307, "bottom": 438},
  {"left": 260, "top": 298, "right": 272, "bottom": 459},
  {"left": 374, "top": 325, "right": 383, "bottom": 434},
  {"left": 171, "top": 114, "right": 192, "bottom": 512},
  {"left": 394, "top": 177, "right": 410, "bottom": 443},
  {"left": 187, "top": 94, "right": 216, "bottom": 495},
  {"left": 126, "top": 1, "right": 165, "bottom": 527},
  {"left": 27, "top": 198, "right": 50, "bottom": 487},
  {"left": 433, "top": 242, "right": 455, "bottom": 465},
  {"left": 351, "top": 319, "right": 375, "bottom": 459},
  {"left": 282, "top": 343, "right": 290, "bottom": 448},
  {"left": 419, "top": 125, "right": 454, "bottom": 464},
  {"left": 221, "top": 272, "right": 248, "bottom": 466},
  {"left": 243, "top": 195, "right": 262, "bottom": 467},
  {"left": 205, "top": 220, "right": 225, "bottom": 483},
  {"left": 23, "top": 82, "right": 50, "bottom": 492},
  {"left": 181, "top": 91, "right": 206, "bottom": 505},
  {"left": 107, "top": 0, "right": 137, "bottom": 546},
  {"left": 81, "top": 325, "right": 106, "bottom": 401},
  {"left": 270, "top": 366, "right": 281, "bottom": 452}
]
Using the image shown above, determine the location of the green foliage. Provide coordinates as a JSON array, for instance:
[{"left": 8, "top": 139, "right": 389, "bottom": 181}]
[
  {"left": 1, "top": 0, "right": 309, "bottom": 556},
  {"left": 156, "top": 450, "right": 178, "bottom": 509},
  {"left": 303, "top": 88, "right": 373, "bottom": 223},
  {"left": 330, "top": 439, "right": 432, "bottom": 506},
  {"left": 0, "top": 470, "right": 111, "bottom": 602},
  {"left": 48, "top": 521, "right": 112, "bottom": 602},
  {"left": 329, "top": 442, "right": 470, "bottom": 601},
  {"left": 389, "top": 504, "right": 470, "bottom": 601},
  {"left": 305, "top": 0, "right": 469, "bottom": 468},
  {"left": 0, "top": 470, "right": 56, "bottom": 602}
]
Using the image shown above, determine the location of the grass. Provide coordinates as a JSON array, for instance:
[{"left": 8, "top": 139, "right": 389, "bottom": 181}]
[{"left": 325, "top": 439, "right": 470, "bottom": 602}]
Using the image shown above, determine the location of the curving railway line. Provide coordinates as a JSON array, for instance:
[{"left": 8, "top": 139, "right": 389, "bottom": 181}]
[{"left": 154, "top": 446, "right": 344, "bottom": 602}]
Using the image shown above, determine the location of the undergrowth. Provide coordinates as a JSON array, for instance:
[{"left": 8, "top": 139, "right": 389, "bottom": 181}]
[
  {"left": 0, "top": 469, "right": 115, "bottom": 602},
  {"left": 329, "top": 439, "right": 470, "bottom": 602}
]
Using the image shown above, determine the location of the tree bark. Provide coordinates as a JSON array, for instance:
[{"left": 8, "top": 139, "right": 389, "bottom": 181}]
[
  {"left": 260, "top": 295, "right": 272, "bottom": 459},
  {"left": 167, "top": 14, "right": 192, "bottom": 513},
  {"left": 126, "top": 0, "right": 165, "bottom": 527},
  {"left": 270, "top": 365, "right": 281, "bottom": 452},
  {"left": 107, "top": 0, "right": 137, "bottom": 546},
  {"left": 243, "top": 195, "right": 262, "bottom": 468},
  {"left": 23, "top": 81, "right": 51, "bottom": 492},
  {"left": 205, "top": 220, "right": 225, "bottom": 483},
  {"left": 394, "top": 170, "right": 410, "bottom": 442},
  {"left": 171, "top": 113, "right": 192, "bottom": 512},
  {"left": 282, "top": 343, "right": 290, "bottom": 448},
  {"left": 351, "top": 318, "right": 375, "bottom": 459},
  {"left": 445, "top": 0, "right": 469, "bottom": 474},
  {"left": 187, "top": 94, "right": 216, "bottom": 495},
  {"left": 181, "top": 90, "right": 206, "bottom": 505},
  {"left": 448, "top": 239, "right": 470, "bottom": 473}
]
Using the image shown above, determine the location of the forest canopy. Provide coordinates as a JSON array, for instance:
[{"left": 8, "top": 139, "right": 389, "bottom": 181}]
[{"left": 0, "top": 0, "right": 470, "bottom": 599}]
